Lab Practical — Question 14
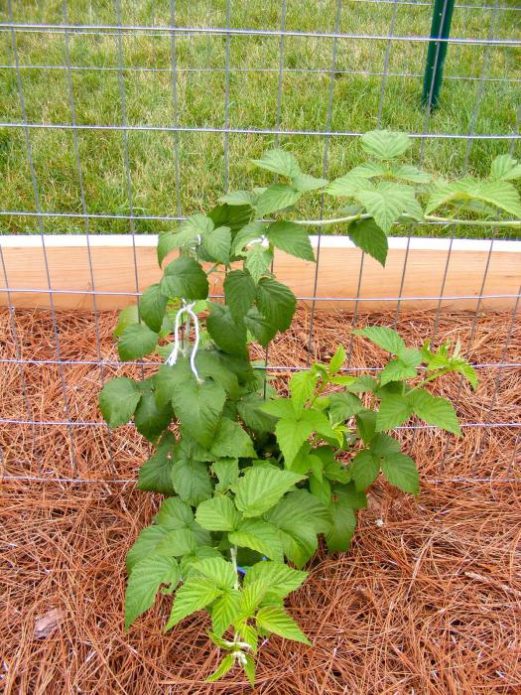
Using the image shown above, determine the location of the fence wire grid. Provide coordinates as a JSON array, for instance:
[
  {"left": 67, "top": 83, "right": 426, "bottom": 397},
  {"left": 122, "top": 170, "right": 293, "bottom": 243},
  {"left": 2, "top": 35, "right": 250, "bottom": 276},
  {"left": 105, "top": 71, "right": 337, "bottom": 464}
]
[{"left": 0, "top": 0, "right": 520, "bottom": 488}]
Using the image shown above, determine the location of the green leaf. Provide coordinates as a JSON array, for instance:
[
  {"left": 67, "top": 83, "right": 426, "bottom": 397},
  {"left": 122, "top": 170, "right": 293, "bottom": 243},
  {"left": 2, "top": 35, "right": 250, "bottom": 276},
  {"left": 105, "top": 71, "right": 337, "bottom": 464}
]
[
  {"left": 245, "top": 244, "right": 273, "bottom": 283},
  {"left": 134, "top": 383, "right": 172, "bottom": 442},
  {"left": 349, "top": 161, "right": 388, "bottom": 178},
  {"left": 155, "top": 495, "right": 193, "bottom": 526},
  {"left": 426, "top": 178, "right": 521, "bottom": 218},
  {"left": 256, "top": 606, "right": 311, "bottom": 645},
  {"left": 355, "top": 183, "right": 421, "bottom": 233},
  {"left": 291, "top": 172, "right": 328, "bottom": 192},
  {"left": 256, "top": 277, "right": 297, "bottom": 333},
  {"left": 237, "top": 395, "right": 277, "bottom": 433},
  {"left": 234, "top": 466, "right": 305, "bottom": 518},
  {"left": 224, "top": 269, "right": 257, "bottom": 320},
  {"left": 243, "top": 306, "right": 277, "bottom": 347},
  {"left": 160, "top": 256, "right": 209, "bottom": 300},
  {"left": 213, "top": 459, "right": 240, "bottom": 492},
  {"left": 229, "top": 519, "right": 284, "bottom": 561},
  {"left": 154, "top": 527, "right": 199, "bottom": 557},
  {"left": 369, "top": 432, "right": 401, "bottom": 458},
  {"left": 376, "top": 393, "right": 413, "bottom": 431},
  {"left": 202, "top": 225, "right": 232, "bottom": 264},
  {"left": 391, "top": 164, "right": 431, "bottom": 184},
  {"left": 171, "top": 459, "right": 213, "bottom": 506},
  {"left": 194, "top": 557, "right": 236, "bottom": 590},
  {"left": 207, "top": 303, "right": 247, "bottom": 356},
  {"left": 244, "top": 561, "right": 307, "bottom": 599},
  {"left": 267, "top": 489, "right": 331, "bottom": 535},
  {"left": 252, "top": 149, "right": 300, "bottom": 178},
  {"left": 206, "top": 654, "right": 236, "bottom": 683},
  {"left": 490, "top": 154, "right": 521, "bottom": 181},
  {"left": 328, "top": 392, "right": 363, "bottom": 422},
  {"left": 325, "top": 173, "right": 367, "bottom": 198},
  {"left": 289, "top": 370, "right": 317, "bottom": 415},
  {"left": 360, "top": 130, "right": 411, "bottom": 160},
  {"left": 324, "top": 490, "right": 357, "bottom": 552},
  {"left": 350, "top": 449, "right": 380, "bottom": 491},
  {"left": 208, "top": 203, "right": 252, "bottom": 234},
  {"left": 125, "top": 554, "right": 180, "bottom": 629},
  {"left": 158, "top": 215, "right": 214, "bottom": 265},
  {"left": 113, "top": 304, "right": 139, "bottom": 338},
  {"left": 99, "top": 377, "right": 141, "bottom": 428},
  {"left": 126, "top": 526, "right": 169, "bottom": 571},
  {"left": 210, "top": 418, "right": 256, "bottom": 459},
  {"left": 171, "top": 376, "right": 226, "bottom": 448},
  {"left": 232, "top": 221, "right": 267, "bottom": 255},
  {"left": 409, "top": 389, "right": 461, "bottom": 435},
  {"left": 210, "top": 590, "right": 242, "bottom": 638},
  {"left": 354, "top": 326, "right": 406, "bottom": 355},
  {"left": 255, "top": 184, "right": 302, "bottom": 217},
  {"left": 379, "top": 350, "right": 422, "bottom": 386},
  {"left": 348, "top": 218, "right": 388, "bottom": 266},
  {"left": 261, "top": 398, "right": 296, "bottom": 419},
  {"left": 276, "top": 410, "right": 337, "bottom": 466},
  {"left": 165, "top": 578, "right": 222, "bottom": 630},
  {"left": 138, "top": 431, "right": 176, "bottom": 494},
  {"left": 219, "top": 190, "right": 256, "bottom": 206},
  {"left": 118, "top": 323, "right": 158, "bottom": 361},
  {"left": 139, "top": 283, "right": 168, "bottom": 333},
  {"left": 329, "top": 345, "right": 346, "bottom": 374},
  {"left": 356, "top": 409, "right": 377, "bottom": 444},
  {"left": 266, "top": 221, "right": 315, "bottom": 262},
  {"left": 195, "top": 496, "right": 241, "bottom": 532},
  {"left": 242, "top": 654, "right": 256, "bottom": 686},
  {"left": 381, "top": 452, "right": 419, "bottom": 494}
]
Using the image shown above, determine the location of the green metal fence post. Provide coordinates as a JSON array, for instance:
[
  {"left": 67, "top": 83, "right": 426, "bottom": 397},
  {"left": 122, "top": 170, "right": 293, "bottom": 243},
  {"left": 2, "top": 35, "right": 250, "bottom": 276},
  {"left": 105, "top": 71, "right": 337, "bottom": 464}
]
[{"left": 422, "top": 0, "right": 456, "bottom": 110}]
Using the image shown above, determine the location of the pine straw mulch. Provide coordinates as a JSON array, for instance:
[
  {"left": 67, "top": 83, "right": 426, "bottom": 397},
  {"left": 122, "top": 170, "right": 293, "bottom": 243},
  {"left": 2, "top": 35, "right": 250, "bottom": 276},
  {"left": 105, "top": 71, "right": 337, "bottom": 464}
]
[{"left": 1, "top": 306, "right": 520, "bottom": 694}]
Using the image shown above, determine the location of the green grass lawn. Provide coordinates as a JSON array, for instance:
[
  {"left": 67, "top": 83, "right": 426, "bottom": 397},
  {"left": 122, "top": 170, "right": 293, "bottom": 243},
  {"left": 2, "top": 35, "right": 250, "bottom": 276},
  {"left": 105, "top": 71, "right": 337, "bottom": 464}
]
[{"left": 0, "top": 0, "right": 520, "bottom": 238}]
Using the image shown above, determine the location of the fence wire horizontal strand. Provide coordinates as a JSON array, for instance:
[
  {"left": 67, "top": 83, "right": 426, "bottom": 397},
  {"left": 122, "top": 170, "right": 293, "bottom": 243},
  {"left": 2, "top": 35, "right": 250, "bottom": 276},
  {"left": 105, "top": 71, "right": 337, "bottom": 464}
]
[{"left": 1, "top": 23, "right": 520, "bottom": 46}]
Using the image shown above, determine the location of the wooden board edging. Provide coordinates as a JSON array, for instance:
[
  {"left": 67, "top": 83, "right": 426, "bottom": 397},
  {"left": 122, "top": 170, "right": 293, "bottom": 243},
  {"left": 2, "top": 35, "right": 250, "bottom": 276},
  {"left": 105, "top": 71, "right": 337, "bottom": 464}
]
[{"left": 1, "top": 235, "right": 520, "bottom": 312}]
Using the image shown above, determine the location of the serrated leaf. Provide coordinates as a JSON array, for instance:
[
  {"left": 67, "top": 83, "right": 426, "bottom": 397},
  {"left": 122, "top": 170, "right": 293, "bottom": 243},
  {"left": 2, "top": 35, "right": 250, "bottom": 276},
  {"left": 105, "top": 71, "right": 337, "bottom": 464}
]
[
  {"left": 244, "top": 244, "right": 273, "bottom": 283},
  {"left": 113, "top": 304, "right": 139, "bottom": 338},
  {"left": 125, "top": 554, "right": 180, "bottom": 629},
  {"left": 230, "top": 519, "right": 284, "bottom": 561},
  {"left": 238, "top": 395, "right": 277, "bottom": 433},
  {"left": 328, "top": 345, "right": 346, "bottom": 374},
  {"left": 232, "top": 221, "right": 267, "bottom": 255},
  {"left": 256, "top": 277, "right": 296, "bottom": 333},
  {"left": 206, "top": 303, "right": 248, "bottom": 356},
  {"left": 138, "top": 431, "right": 176, "bottom": 494},
  {"left": 256, "top": 184, "right": 302, "bottom": 217},
  {"left": 379, "top": 355, "right": 420, "bottom": 386},
  {"left": 224, "top": 269, "right": 257, "bottom": 320},
  {"left": 426, "top": 178, "right": 521, "bottom": 218},
  {"left": 261, "top": 399, "right": 296, "bottom": 419},
  {"left": 324, "top": 490, "right": 357, "bottom": 552},
  {"left": 202, "top": 225, "right": 232, "bottom": 264},
  {"left": 213, "top": 458, "right": 240, "bottom": 491},
  {"left": 195, "top": 496, "right": 241, "bottom": 532},
  {"left": 256, "top": 605, "right": 310, "bottom": 645},
  {"left": 194, "top": 557, "right": 236, "bottom": 590},
  {"left": 266, "top": 220, "right": 315, "bottom": 262},
  {"left": 381, "top": 452, "right": 419, "bottom": 494},
  {"left": 369, "top": 432, "right": 401, "bottom": 458},
  {"left": 244, "top": 561, "right": 307, "bottom": 599},
  {"left": 267, "top": 489, "right": 331, "bottom": 535},
  {"left": 219, "top": 189, "right": 256, "bottom": 206},
  {"left": 210, "top": 418, "right": 256, "bottom": 459},
  {"left": 409, "top": 389, "right": 461, "bottom": 435},
  {"left": 289, "top": 370, "right": 317, "bottom": 415},
  {"left": 210, "top": 590, "right": 242, "bottom": 638},
  {"left": 243, "top": 654, "right": 256, "bottom": 686},
  {"left": 356, "top": 409, "right": 377, "bottom": 443},
  {"left": 155, "top": 495, "right": 193, "bottom": 526},
  {"left": 291, "top": 172, "right": 328, "bottom": 192},
  {"left": 252, "top": 149, "right": 300, "bottom": 178},
  {"left": 349, "top": 161, "right": 387, "bottom": 178},
  {"left": 171, "top": 459, "right": 213, "bottom": 506},
  {"left": 206, "top": 653, "right": 236, "bottom": 683},
  {"left": 160, "top": 256, "right": 209, "bottom": 300},
  {"left": 276, "top": 409, "right": 337, "bottom": 466},
  {"left": 234, "top": 467, "right": 305, "bottom": 518},
  {"left": 354, "top": 326, "right": 406, "bottom": 355},
  {"left": 328, "top": 392, "right": 363, "bottom": 422},
  {"left": 134, "top": 383, "right": 172, "bottom": 442},
  {"left": 165, "top": 578, "right": 222, "bottom": 630},
  {"left": 490, "top": 154, "right": 521, "bottom": 181},
  {"left": 139, "top": 283, "right": 168, "bottom": 333},
  {"left": 99, "top": 376, "right": 141, "bottom": 428},
  {"left": 391, "top": 164, "right": 432, "bottom": 184},
  {"left": 350, "top": 449, "right": 380, "bottom": 491},
  {"left": 360, "top": 130, "right": 411, "bottom": 160},
  {"left": 376, "top": 393, "right": 412, "bottom": 431},
  {"left": 118, "top": 323, "right": 158, "bottom": 361},
  {"left": 355, "top": 183, "right": 421, "bottom": 233},
  {"left": 348, "top": 217, "right": 388, "bottom": 266},
  {"left": 171, "top": 376, "right": 226, "bottom": 448},
  {"left": 243, "top": 306, "right": 277, "bottom": 347},
  {"left": 325, "top": 173, "right": 367, "bottom": 198},
  {"left": 126, "top": 526, "right": 169, "bottom": 571}
]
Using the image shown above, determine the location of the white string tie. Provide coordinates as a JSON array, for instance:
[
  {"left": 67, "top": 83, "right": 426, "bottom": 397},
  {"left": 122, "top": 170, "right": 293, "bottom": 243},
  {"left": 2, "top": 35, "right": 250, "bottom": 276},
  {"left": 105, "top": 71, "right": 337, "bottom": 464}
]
[{"left": 165, "top": 301, "right": 203, "bottom": 382}]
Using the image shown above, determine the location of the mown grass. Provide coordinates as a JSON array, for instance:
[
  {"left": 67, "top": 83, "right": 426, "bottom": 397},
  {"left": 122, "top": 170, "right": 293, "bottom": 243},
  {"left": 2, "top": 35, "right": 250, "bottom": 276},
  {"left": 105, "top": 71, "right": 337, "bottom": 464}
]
[{"left": 0, "top": 0, "right": 519, "bottom": 238}]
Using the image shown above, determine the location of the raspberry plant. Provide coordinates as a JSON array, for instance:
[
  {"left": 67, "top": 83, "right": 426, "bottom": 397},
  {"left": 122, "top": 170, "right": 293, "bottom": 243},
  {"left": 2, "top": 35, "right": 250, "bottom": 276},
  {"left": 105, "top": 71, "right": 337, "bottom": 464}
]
[{"left": 99, "top": 131, "right": 520, "bottom": 685}]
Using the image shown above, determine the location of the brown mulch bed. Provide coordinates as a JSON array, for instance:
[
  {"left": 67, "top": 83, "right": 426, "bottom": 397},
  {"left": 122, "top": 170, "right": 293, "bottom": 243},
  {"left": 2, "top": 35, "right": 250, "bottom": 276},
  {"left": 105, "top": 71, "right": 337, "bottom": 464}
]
[{"left": 1, "top": 307, "right": 520, "bottom": 694}]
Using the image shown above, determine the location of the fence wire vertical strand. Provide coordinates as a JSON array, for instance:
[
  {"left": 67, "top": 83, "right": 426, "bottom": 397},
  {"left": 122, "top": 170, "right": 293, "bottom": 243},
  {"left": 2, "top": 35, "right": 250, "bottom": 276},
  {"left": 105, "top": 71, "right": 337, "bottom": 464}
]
[
  {"left": 7, "top": 2, "right": 77, "bottom": 472},
  {"left": 377, "top": 0, "right": 400, "bottom": 123},
  {"left": 305, "top": 0, "right": 343, "bottom": 366},
  {"left": 262, "top": 0, "right": 288, "bottom": 398},
  {"left": 169, "top": 0, "right": 182, "bottom": 217},
  {"left": 491, "top": 285, "right": 520, "bottom": 407},
  {"left": 463, "top": 0, "right": 501, "bottom": 169},
  {"left": 62, "top": 0, "right": 116, "bottom": 472},
  {"left": 223, "top": 0, "right": 232, "bottom": 192}
]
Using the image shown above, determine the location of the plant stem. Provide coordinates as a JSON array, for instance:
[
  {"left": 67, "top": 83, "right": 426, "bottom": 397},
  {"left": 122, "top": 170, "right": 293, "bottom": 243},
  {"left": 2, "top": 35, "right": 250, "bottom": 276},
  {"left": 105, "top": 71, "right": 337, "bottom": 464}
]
[
  {"left": 230, "top": 546, "right": 240, "bottom": 591},
  {"left": 292, "top": 213, "right": 521, "bottom": 229}
]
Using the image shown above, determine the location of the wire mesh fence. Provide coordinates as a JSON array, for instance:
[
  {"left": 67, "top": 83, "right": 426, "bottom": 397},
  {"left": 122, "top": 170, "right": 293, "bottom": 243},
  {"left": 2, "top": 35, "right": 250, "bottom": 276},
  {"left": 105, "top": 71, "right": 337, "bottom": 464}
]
[{"left": 0, "top": 0, "right": 519, "bottom": 487}]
